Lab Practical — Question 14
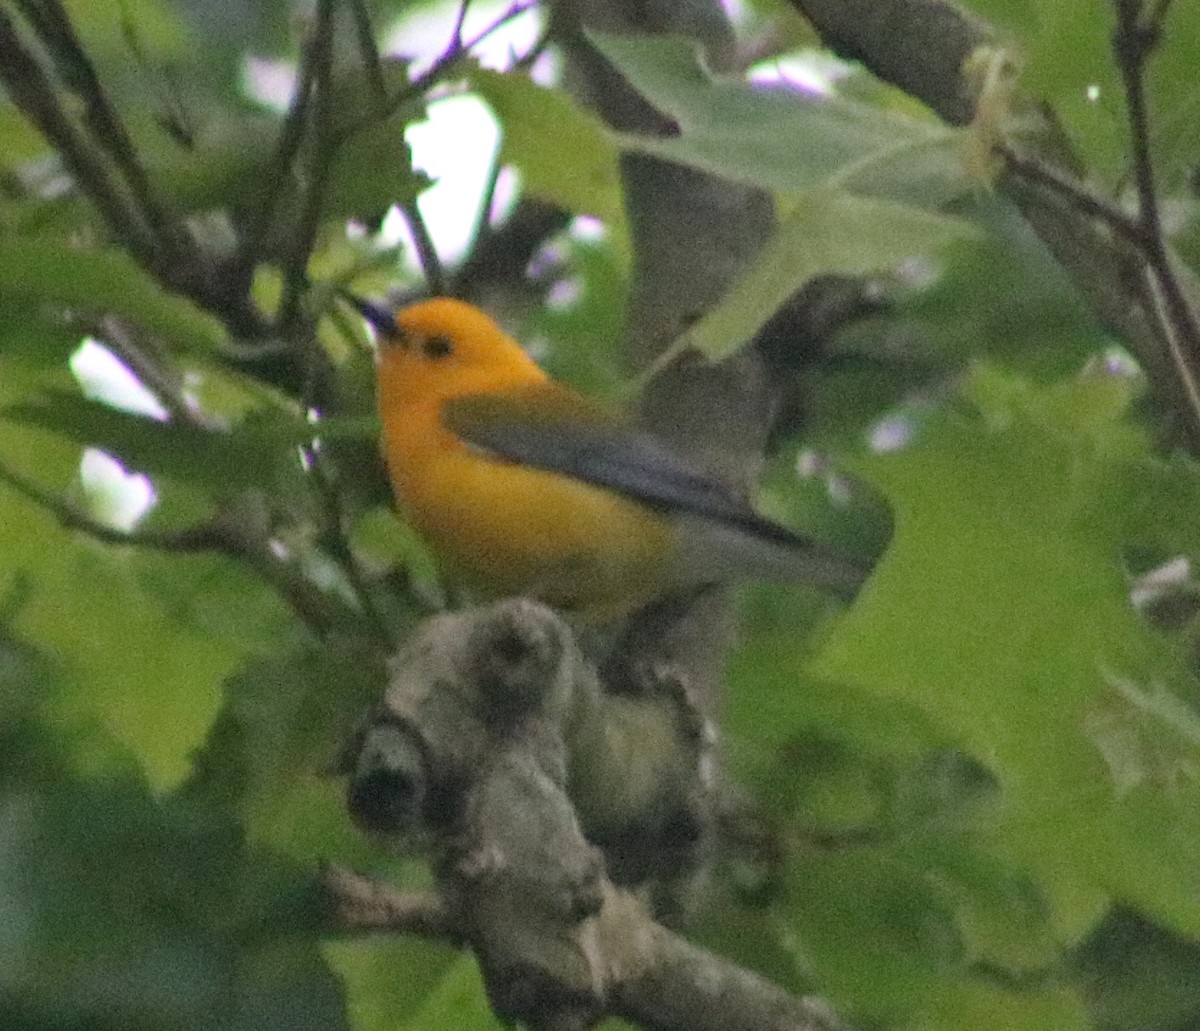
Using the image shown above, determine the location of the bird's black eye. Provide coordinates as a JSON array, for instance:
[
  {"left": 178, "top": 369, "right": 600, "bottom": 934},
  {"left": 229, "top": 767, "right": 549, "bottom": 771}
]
[{"left": 422, "top": 334, "right": 453, "bottom": 360}]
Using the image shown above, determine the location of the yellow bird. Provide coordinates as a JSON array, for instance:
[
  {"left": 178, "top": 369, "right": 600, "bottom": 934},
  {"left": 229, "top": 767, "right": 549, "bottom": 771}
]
[{"left": 354, "top": 296, "right": 868, "bottom": 621}]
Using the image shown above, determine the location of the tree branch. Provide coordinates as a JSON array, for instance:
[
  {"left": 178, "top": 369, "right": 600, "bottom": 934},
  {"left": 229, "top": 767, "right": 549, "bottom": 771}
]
[
  {"left": 239, "top": 7, "right": 325, "bottom": 273},
  {"left": 306, "top": 444, "right": 395, "bottom": 648},
  {"left": 787, "top": 0, "right": 1200, "bottom": 451},
  {"left": 340, "top": 600, "right": 849, "bottom": 1031},
  {"left": 0, "top": 7, "right": 161, "bottom": 265},
  {"left": 323, "top": 864, "right": 457, "bottom": 940},
  {"left": 14, "top": 0, "right": 193, "bottom": 261},
  {"left": 0, "top": 459, "right": 228, "bottom": 554},
  {"left": 277, "top": 0, "right": 337, "bottom": 342},
  {"left": 0, "top": 455, "right": 366, "bottom": 641},
  {"left": 786, "top": 0, "right": 994, "bottom": 126},
  {"left": 399, "top": 198, "right": 447, "bottom": 297},
  {"left": 1110, "top": 0, "right": 1200, "bottom": 443},
  {"left": 0, "top": 6, "right": 269, "bottom": 341},
  {"left": 347, "top": 0, "right": 389, "bottom": 107},
  {"left": 97, "top": 316, "right": 219, "bottom": 429}
]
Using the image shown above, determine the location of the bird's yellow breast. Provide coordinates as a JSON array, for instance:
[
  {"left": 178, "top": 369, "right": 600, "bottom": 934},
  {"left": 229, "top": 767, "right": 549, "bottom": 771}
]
[{"left": 382, "top": 403, "right": 676, "bottom": 620}]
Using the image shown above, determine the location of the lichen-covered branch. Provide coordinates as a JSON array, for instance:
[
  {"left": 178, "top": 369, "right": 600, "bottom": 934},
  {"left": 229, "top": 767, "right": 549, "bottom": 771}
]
[{"left": 337, "top": 599, "right": 848, "bottom": 1031}]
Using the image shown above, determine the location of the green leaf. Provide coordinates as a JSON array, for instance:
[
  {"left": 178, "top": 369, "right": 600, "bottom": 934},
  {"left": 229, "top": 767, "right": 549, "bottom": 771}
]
[
  {"left": 472, "top": 68, "right": 627, "bottom": 250},
  {"left": 816, "top": 367, "right": 1200, "bottom": 937},
  {"left": 4, "top": 391, "right": 307, "bottom": 493},
  {"left": 396, "top": 956, "right": 507, "bottom": 1031},
  {"left": 324, "top": 938, "right": 466, "bottom": 1031},
  {"left": 780, "top": 848, "right": 1091, "bottom": 1029},
  {"left": 588, "top": 32, "right": 968, "bottom": 206},
  {"left": 146, "top": 115, "right": 276, "bottom": 213},
  {"left": 183, "top": 639, "right": 388, "bottom": 856},
  {"left": 678, "top": 190, "right": 975, "bottom": 363},
  {"left": 903, "top": 208, "right": 1108, "bottom": 379},
  {"left": 0, "top": 758, "right": 346, "bottom": 1031},
  {"left": 326, "top": 69, "right": 429, "bottom": 221},
  {"left": 0, "top": 240, "right": 227, "bottom": 353},
  {"left": 0, "top": 359, "right": 270, "bottom": 788}
]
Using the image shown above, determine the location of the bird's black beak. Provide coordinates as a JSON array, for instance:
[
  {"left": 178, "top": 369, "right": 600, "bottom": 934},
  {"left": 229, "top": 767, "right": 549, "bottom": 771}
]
[{"left": 339, "top": 290, "right": 396, "bottom": 336}]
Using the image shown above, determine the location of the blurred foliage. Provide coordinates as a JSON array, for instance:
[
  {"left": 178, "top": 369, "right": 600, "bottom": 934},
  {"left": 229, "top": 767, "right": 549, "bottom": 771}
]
[{"left": 1, "top": 1, "right": 1199, "bottom": 1030}]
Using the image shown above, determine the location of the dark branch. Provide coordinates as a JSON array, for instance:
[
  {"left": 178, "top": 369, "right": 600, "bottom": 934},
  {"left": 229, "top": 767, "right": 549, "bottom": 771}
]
[
  {"left": 450, "top": 0, "right": 474, "bottom": 52},
  {"left": 15, "top": 0, "right": 192, "bottom": 260},
  {"left": 788, "top": 0, "right": 1200, "bottom": 452},
  {"left": 97, "top": 317, "right": 220, "bottom": 429},
  {"left": 400, "top": 199, "right": 447, "bottom": 296},
  {"left": 348, "top": 0, "right": 388, "bottom": 104},
  {"left": 0, "top": 460, "right": 228, "bottom": 554},
  {"left": 306, "top": 445, "right": 395, "bottom": 648},
  {"left": 1113, "top": 0, "right": 1168, "bottom": 254},
  {"left": 783, "top": 0, "right": 994, "bottom": 126},
  {"left": 1111, "top": 0, "right": 1200, "bottom": 443},
  {"left": 277, "top": 0, "right": 338, "bottom": 340},
  {"left": 239, "top": 20, "right": 321, "bottom": 272},
  {"left": 371, "top": 2, "right": 538, "bottom": 130},
  {"left": 0, "top": 8, "right": 160, "bottom": 265},
  {"left": 998, "top": 146, "right": 1145, "bottom": 247}
]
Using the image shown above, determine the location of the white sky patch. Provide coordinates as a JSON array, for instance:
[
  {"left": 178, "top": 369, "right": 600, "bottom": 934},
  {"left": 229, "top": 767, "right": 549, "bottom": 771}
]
[
  {"left": 242, "top": 55, "right": 295, "bottom": 111},
  {"left": 403, "top": 94, "right": 502, "bottom": 267},
  {"left": 718, "top": 0, "right": 751, "bottom": 27},
  {"left": 490, "top": 165, "right": 521, "bottom": 224},
  {"left": 384, "top": 0, "right": 544, "bottom": 77},
  {"left": 570, "top": 215, "right": 607, "bottom": 243},
  {"left": 869, "top": 411, "right": 916, "bottom": 453},
  {"left": 528, "top": 47, "right": 560, "bottom": 87},
  {"left": 70, "top": 339, "right": 169, "bottom": 421},
  {"left": 546, "top": 277, "right": 582, "bottom": 310},
  {"left": 78, "top": 448, "right": 156, "bottom": 532},
  {"left": 1086, "top": 83, "right": 1101, "bottom": 102},
  {"left": 747, "top": 51, "right": 852, "bottom": 96}
]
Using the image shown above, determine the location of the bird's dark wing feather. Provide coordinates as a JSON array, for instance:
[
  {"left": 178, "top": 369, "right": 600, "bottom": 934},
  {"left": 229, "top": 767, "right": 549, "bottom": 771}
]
[{"left": 443, "top": 387, "right": 819, "bottom": 550}]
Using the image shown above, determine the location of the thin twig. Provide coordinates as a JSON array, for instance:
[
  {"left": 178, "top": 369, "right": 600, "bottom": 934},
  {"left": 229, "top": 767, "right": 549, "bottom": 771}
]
[
  {"left": 0, "top": 460, "right": 228, "bottom": 554},
  {"left": 348, "top": 0, "right": 389, "bottom": 105},
  {"left": 999, "top": 145, "right": 1145, "bottom": 246},
  {"left": 15, "top": 0, "right": 191, "bottom": 259},
  {"left": 333, "top": 1, "right": 537, "bottom": 149},
  {"left": 278, "top": 0, "right": 338, "bottom": 340},
  {"left": 1112, "top": 0, "right": 1200, "bottom": 445},
  {"left": 305, "top": 444, "right": 395, "bottom": 648},
  {"left": 0, "top": 8, "right": 160, "bottom": 265},
  {"left": 462, "top": 143, "right": 503, "bottom": 276},
  {"left": 0, "top": 455, "right": 363, "bottom": 639},
  {"left": 98, "top": 317, "right": 220, "bottom": 429},
  {"left": 400, "top": 0, "right": 536, "bottom": 110},
  {"left": 1148, "top": 0, "right": 1176, "bottom": 36},
  {"left": 450, "top": 0, "right": 474, "bottom": 51},
  {"left": 323, "top": 863, "right": 458, "bottom": 940},
  {"left": 271, "top": 5, "right": 383, "bottom": 622},
  {"left": 1114, "top": 0, "right": 1168, "bottom": 250},
  {"left": 240, "top": 11, "right": 326, "bottom": 272},
  {"left": 400, "top": 199, "right": 446, "bottom": 295}
]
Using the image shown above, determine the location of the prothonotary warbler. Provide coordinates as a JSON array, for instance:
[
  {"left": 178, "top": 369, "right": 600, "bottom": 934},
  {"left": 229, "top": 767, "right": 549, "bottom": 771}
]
[{"left": 351, "top": 295, "right": 869, "bottom": 621}]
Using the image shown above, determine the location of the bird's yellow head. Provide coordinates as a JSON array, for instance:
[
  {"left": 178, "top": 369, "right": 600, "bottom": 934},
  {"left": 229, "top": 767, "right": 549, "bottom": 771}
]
[{"left": 365, "top": 297, "right": 545, "bottom": 407}]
